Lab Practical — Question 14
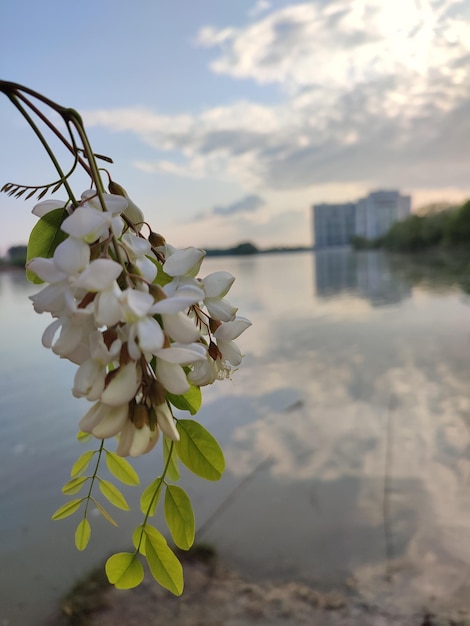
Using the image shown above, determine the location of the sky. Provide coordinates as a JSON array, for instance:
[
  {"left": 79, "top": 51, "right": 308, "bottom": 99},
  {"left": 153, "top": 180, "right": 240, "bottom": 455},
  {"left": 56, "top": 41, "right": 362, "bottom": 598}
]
[{"left": 2, "top": 0, "right": 470, "bottom": 254}]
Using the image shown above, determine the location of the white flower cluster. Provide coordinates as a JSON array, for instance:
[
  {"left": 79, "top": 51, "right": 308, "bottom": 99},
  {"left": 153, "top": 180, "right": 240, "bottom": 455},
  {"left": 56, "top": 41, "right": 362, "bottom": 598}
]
[{"left": 27, "top": 189, "right": 251, "bottom": 457}]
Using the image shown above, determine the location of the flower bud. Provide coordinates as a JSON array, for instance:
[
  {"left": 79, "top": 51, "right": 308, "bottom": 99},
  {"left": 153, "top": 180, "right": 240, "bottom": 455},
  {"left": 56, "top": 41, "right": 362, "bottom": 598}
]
[
  {"left": 108, "top": 180, "right": 144, "bottom": 228},
  {"left": 149, "top": 231, "right": 166, "bottom": 247}
]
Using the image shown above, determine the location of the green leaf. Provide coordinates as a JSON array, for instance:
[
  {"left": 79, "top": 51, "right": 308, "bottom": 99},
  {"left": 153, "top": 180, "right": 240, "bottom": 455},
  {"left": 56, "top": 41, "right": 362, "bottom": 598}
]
[
  {"left": 98, "top": 478, "right": 130, "bottom": 511},
  {"left": 77, "top": 431, "right": 92, "bottom": 443},
  {"left": 132, "top": 525, "right": 147, "bottom": 555},
  {"left": 105, "top": 552, "right": 144, "bottom": 590},
  {"left": 143, "top": 525, "right": 184, "bottom": 595},
  {"left": 105, "top": 450, "right": 140, "bottom": 486},
  {"left": 175, "top": 420, "right": 225, "bottom": 481},
  {"left": 75, "top": 518, "right": 91, "bottom": 551},
  {"left": 150, "top": 259, "right": 172, "bottom": 287},
  {"left": 26, "top": 207, "right": 68, "bottom": 283},
  {"left": 51, "top": 498, "right": 84, "bottom": 520},
  {"left": 164, "top": 485, "right": 195, "bottom": 550},
  {"left": 167, "top": 385, "right": 202, "bottom": 415},
  {"left": 140, "top": 477, "right": 163, "bottom": 516},
  {"left": 62, "top": 476, "right": 89, "bottom": 495},
  {"left": 71, "top": 450, "right": 95, "bottom": 477},
  {"left": 91, "top": 498, "right": 118, "bottom": 527},
  {"left": 163, "top": 436, "right": 180, "bottom": 482}
]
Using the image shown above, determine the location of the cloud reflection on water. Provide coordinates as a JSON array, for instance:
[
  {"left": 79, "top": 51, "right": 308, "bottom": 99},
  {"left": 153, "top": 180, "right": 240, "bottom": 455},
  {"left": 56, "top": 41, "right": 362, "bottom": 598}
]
[{"left": 197, "top": 251, "right": 470, "bottom": 613}]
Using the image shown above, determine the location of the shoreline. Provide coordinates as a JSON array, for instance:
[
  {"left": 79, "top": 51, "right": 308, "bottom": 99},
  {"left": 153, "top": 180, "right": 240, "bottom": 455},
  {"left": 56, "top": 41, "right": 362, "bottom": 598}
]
[{"left": 44, "top": 547, "right": 470, "bottom": 626}]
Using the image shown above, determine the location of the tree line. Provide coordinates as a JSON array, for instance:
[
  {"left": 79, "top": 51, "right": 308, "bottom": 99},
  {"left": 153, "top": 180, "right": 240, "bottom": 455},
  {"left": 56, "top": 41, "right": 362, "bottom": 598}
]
[{"left": 352, "top": 200, "right": 470, "bottom": 252}]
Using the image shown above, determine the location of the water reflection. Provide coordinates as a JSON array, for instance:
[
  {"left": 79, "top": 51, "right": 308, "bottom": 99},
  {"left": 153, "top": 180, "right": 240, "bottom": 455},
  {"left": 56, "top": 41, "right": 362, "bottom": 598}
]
[
  {"left": 2, "top": 253, "right": 470, "bottom": 624},
  {"left": 314, "top": 249, "right": 412, "bottom": 305}
]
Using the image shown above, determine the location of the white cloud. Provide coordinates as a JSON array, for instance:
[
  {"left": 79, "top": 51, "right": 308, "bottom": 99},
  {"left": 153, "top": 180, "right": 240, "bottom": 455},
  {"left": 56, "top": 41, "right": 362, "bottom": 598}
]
[{"left": 85, "top": 1, "right": 470, "bottom": 211}]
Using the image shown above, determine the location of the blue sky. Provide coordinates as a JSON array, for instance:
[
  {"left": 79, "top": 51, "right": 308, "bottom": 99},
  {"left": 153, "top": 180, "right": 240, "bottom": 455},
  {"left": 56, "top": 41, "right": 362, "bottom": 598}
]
[{"left": 2, "top": 0, "right": 470, "bottom": 254}]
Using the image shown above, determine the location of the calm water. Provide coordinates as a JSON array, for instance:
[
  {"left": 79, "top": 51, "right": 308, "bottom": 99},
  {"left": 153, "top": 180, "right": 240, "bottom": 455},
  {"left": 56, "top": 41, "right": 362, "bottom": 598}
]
[{"left": 2, "top": 250, "right": 470, "bottom": 624}]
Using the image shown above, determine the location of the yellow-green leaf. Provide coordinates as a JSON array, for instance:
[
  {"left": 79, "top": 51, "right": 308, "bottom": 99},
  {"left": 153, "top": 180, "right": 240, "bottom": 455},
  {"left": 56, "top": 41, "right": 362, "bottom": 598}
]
[
  {"left": 167, "top": 385, "right": 202, "bottom": 415},
  {"left": 163, "top": 436, "right": 180, "bottom": 482},
  {"left": 175, "top": 420, "right": 225, "bottom": 481},
  {"left": 105, "top": 552, "right": 144, "bottom": 590},
  {"left": 140, "top": 477, "right": 163, "bottom": 516},
  {"left": 143, "top": 525, "right": 183, "bottom": 595},
  {"left": 98, "top": 478, "right": 130, "bottom": 510},
  {"left": 26, "top": 207, "right": 68, "bottom": 283},
  {"left": 75, "top": 518, "right": 91, "bottom": 551},
  {"left": 77, "top": 430, "right": 92, "bottom": 443},
  {"left": 105, "top": 450, "right": 140, "bottom": 486},
  {"left": 164, "top": 485, "right": 194, "bottom": 550},
  {"left": 71, "top": 450, "right": 95, "bottom": 477},
  {"left": 62, "top": 476, "right": 89, "bottom": 495},
  {"left": 132, "top": 525, "right": 147, "bottom": 555},
  {"left": 51, "top": 498, "right": 84, "bottom": 520},
  {"left": 91, "top": 498, "right": 118, "bottom": 527}
]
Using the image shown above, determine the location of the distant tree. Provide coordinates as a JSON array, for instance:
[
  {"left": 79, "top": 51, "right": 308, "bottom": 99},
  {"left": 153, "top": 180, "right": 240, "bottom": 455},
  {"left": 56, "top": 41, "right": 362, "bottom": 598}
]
[
  {"left": 230, "top": 241, "right": 259, "bottom": 255},
  {"left": 7, "top": 245, "right": 27, "bottom": 267}
]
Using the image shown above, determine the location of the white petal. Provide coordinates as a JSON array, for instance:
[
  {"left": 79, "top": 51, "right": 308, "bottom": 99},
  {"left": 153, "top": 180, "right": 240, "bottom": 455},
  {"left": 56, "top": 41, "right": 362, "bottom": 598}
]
[
  {"left": 203, "top": 272, "right": 235, "bottom": 298},
  {"left": 137, "top": 256, "right": 158, "bottom": 283},
  {"left": 92, "top": 404, "right": 129, "bottom": 438},
  {"left": 188, "top": 358, "right": 217, "bottom": 386},
  {"left": 205, "top": 297, "right": 238, "bottom": 322},
  {"left": 218, "top": 339, "right": 242, "bottom": 366},
  {"left": 76, "top": 259, "right": 122, "bottom": 292},
  {"left": 101, "top": 362, "right": 140, "bottom": 406},
  {"left": 155, "top": 343, "right": 206, "bottom": 364},
  {"left": 94, "top": 286, "right": 123, "bottom": 326},
  {"left": 41, "top": 318, "right": 61, "bottom": 348},
  {"left": 214, "top": 316, "right": 252, "bottom": 341},
  {"left": 27, "top": 257, "right": 66, "bottom": 283},
  {"left": 81, "top": 190, "right": 128, "bottom": 215},
  {"left": 52, "top": 319, "right": 83, "bottom": 356},
  {"left": 136, "top": 317, "right": 165, "bottom": 353},
  {"left": 162, "top": 312, "right": 200, "bottom": 343},
  {"left": 32, "top": 199, "right": 66, "bottom": 217},
  {"left": 54, "top": 237, "right": 90, "bottom": 275},
  {"left": 73, "top": 360, "right": 106, "bottom": 399},
  {"left": 123, "top": 199, "right": 145, "bottom": 227},
  {"left": 61, "top": 206, "right": 111, "bottom": 242},
  {"left": 79, "top": 401, "right": 128, "bottom": 438},
  {"left": 156, "top": 403, "right": 179, "bottom": 441},
  {"left": 163, "top": 247, "right": 206, "bottom": 277},
  {"left": 120, "top": 289, "right": 154, "bottom": 320},
  {"left": 117, "top": 422, "right": 158, "bottom": 457},
  {"left": 156, "top": 360, "right": 189, "bottom": 394},
  {"left": 30, "top": 283, "right": 67, "bottom": 314},
  {"left": 122, "top": 232, "right": 150, "bottom": 256}
]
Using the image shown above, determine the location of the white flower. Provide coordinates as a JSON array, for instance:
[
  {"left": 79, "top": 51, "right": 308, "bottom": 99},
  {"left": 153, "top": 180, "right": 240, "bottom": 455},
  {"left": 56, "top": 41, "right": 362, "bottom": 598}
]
[
  {"left": 42, "top": 310, "right": 94, "bottom": 359},
  {"left": 100, "top": 362, "right": 140, "bottom": 407},
  {"left": 155, "top": 342, "right": 207, "bottom": 394},
  {"left": 163, "top": 246, "right": 205, "bottom": 277},
  {"left": 116, "top": 420, "right": 159, "bottom": 457},
  {"left": 155, "top": 402, "right": 179, "bottom": 441},
  {"left": 72, "top": 330, "right": 121, "bottom": 400},
  {"left": 61, "top": 191, "right": 127, "bottom": 243},
  {"left": 118, "top": 289, "right": 165, "bottom": 358},
  {"left": 81, "top": 189, "right": 128, "bottom": 214},
  {"left": 161, "top": 312, "right": 200, "bottom": 343},
  {"left": 74, "top": 258, "right": 122, "bottom": 292},
  {"left": 79, "top": 401, "right": 129, "bottom": 438},
  {"left": 32, "top": 198, "right": 68, "bottom": 218},
  {"left": 121, "top": 232, "right": 157, "bottom": 282},
  {"left": 214, "top": 316, "right": 252, "bottom": 366},
  {"left": 155, "top": 283, "right": 204, "bottom": 313}
]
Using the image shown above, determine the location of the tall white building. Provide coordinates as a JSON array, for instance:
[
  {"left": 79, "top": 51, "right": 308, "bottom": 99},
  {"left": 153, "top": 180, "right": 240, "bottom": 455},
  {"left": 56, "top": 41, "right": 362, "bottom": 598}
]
[
  {"left": 355, "top": 190, "right": 411, "bottom": 240},
  {"left": 313, "top": 190, "right": 411, "bottom": 248},
  {"left": 313, "top": 202, "right": 356, "bottom": 248}
]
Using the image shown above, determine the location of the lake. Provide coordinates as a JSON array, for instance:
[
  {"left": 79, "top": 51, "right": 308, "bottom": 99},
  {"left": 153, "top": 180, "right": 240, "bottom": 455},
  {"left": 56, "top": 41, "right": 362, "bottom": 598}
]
[{"left": 2, "top": 249, "right": 470, "bottom": 624}]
